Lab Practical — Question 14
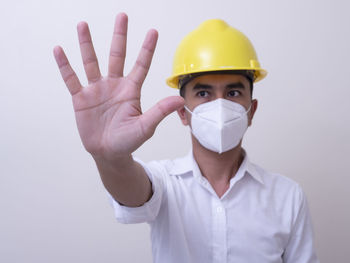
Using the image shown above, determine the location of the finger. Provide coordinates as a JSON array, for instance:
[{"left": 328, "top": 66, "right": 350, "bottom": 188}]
[
  {"left": 108, "top": 13, "right": 128, "bottom": 78},
  {"left": 128, "top": 29, "right": 158, "bottom": 87},
  {"left": 140, "top": 96, "right": 185, "bottom": 137},
  {"left": 53, "top": 46, "right": 83, "bottom": 95},
  {"left": 77, "top": 22, "right": 102, "bottom": 83}
]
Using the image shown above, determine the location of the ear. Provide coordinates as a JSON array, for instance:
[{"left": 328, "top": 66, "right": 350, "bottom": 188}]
[
  {"left": 248, "top": 99, "right": 258, "bottom": 126},
  {"left": 177, "top": 107, "right": 190, "bottom": 126}
]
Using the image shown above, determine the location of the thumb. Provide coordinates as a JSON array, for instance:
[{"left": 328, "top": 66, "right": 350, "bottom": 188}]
[{"left": 140, "top": 96, "right": 185, "bottom": 137}]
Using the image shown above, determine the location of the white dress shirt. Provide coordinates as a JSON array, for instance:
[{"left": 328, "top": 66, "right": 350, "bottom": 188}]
[{"left": 108, "top": 151, "right": 319, "bottom": 263}]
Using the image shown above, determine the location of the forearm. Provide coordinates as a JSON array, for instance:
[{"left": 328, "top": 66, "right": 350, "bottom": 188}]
[{"left": 94, "top": 155, "right": 152, "bottom": 207}]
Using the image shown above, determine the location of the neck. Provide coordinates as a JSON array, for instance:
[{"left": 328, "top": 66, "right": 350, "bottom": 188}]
[{"left": 192, "top": 135, "right": 244, "bottom": 197}]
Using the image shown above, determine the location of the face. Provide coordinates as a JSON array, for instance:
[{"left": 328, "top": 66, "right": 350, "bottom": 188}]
[{"left": 177, "top": 74, "right": 258, "bottom": 127}]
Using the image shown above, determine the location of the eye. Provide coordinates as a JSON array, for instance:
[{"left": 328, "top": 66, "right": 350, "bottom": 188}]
[
  {"left": 227, "top": 90, "right": 240, "bottom": 97},
  {"left": 196, "top": 90, "right": 209, "bottom": 98}
]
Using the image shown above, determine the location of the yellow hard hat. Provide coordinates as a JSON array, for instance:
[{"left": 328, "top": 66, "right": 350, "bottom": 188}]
[{"left": 166, "top": 19, "right": 267, "bottom": 89}]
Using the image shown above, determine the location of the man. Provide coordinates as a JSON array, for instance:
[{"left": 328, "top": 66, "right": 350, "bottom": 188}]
[{"left": 54, "top": 13, "right": 319, "bottom": 263}]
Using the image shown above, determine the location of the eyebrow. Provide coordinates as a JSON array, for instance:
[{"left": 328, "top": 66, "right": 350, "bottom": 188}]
[
  {"left": 193, "top": 83, "right": 213, "bottom": 90},
  {"left": 192, "top": 82, "right": 246, "bottom": 90},
  {"left": 226, "top": 82, "right": 246, "bottom": 89}
]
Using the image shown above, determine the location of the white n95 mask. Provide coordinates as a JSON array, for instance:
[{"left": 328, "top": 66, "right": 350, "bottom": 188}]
[{"left": 185, "top": 99, "right": 251, "bottom": 154}]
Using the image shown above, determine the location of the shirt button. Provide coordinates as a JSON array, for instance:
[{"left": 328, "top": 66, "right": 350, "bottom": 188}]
[{"left": 217, "top": 206, "right": 223, "bottom": 213}]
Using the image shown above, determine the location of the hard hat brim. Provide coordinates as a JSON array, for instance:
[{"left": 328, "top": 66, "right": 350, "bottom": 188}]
[{"left": 166, "top": 68, "right": 267, "bottom": 89}]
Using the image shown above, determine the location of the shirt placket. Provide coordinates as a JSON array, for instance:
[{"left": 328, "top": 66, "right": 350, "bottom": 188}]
[{"left": 212, "top": 197, "right": 227, "bottom": 263}]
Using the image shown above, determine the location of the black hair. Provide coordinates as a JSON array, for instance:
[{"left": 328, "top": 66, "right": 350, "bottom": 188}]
[{"left": 179, "top": 70, "right": 254, "bottom": 98}]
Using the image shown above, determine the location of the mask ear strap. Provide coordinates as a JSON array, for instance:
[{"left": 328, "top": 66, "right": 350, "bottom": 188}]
[
  {"left": 184, "top": 106, "right": 193, "bottom": 114},
  {"left": 246, "top": 104, "right": 252, "bottom": 114},
  {"left": 183, "top": 106, "right": 194, "bottom": 133}
]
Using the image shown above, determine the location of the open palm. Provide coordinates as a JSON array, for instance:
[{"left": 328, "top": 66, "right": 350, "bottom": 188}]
[{"left": 54, "top": 13, "right": 184, "bottom": 160}]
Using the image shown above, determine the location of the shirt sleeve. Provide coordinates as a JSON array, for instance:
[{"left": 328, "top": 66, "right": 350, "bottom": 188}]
[
  {"left": 107, "top": 157, "right": 165, "bottom": 224},
  {"left": 282, "top": 186, "right": 319, "bottom": 263}
]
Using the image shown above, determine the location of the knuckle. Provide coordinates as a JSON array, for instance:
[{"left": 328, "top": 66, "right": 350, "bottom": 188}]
[
  {"left": 142, "top": 44, "right": 154, "bottom": 53},
  {"left": 83, "top": 57, "right": 98, "bottom": 67},
  {"left": 63, "top": 72, "right": 76, "bottom": 83},
  {"left": 110, "top": 50, "right": 125, "bottom": 59},
  {"left": 156, "top": 101, "right": 167, "bottom": 118},
  {"left": 128, "top": 76, "right": 142, "bottom": 87},
  {"left": 113, "top": 31, "right": 127, "bottom": 38},
  {"left": 79, "top": 39, "right": 92, "bottom": 45},
  {"left": 135, "top": 59, "right": 149, "bottom": 70},
  {"left": 88, "top": 75, "right": 102, "bottom": 83}
]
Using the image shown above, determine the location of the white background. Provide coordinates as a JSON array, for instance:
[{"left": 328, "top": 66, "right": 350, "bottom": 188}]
[{"left": 1, "top": 0, "right": 349, "bottom": 262}]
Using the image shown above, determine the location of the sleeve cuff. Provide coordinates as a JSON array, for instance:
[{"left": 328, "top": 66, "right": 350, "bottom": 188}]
[{"left": 107, "top": 157, "right": 164, "bottom": 224}]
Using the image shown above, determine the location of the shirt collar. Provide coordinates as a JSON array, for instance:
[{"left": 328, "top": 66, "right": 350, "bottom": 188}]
[
  {"left": 239, "top": 150, "right": 264, "bottom": 185},
  {"left": 168, "top": 151, "right": 194, "bottom": 176},
  {"left": 169, "top": 149, "right": 264, "bottom": 185}
]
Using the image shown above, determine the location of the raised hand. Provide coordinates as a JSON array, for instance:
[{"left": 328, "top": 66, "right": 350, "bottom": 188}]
[{"left": 53, "top": 13, "right": 184, "bottom": 162}]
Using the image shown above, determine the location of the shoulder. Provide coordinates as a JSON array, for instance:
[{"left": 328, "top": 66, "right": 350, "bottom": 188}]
[
  {"left": 249, "top": 161, "right": 305, "bottom": 204},
  {"left": 252, "top": 162, "right": 300, "bottom": 187},
  {"left": 133, "top": 154, "right": 192, "bottom": 178},
  {"left": 136, "top": 153, "right": 192, "bottom": 176}
]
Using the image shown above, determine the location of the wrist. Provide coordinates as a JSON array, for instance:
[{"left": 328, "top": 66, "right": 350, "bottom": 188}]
[{"left": 93, "top": 153, "right": 133, "bottom": 168}]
